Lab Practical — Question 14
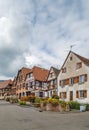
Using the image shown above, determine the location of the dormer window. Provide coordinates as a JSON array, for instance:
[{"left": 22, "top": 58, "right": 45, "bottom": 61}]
[
  {"left": 62, "top": 67, "right": 66, "bottom": 73},
  {"left": 76, "top": 62, "right": 82, "bottom": 70}
]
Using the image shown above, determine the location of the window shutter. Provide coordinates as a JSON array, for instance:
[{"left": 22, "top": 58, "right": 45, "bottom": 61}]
[
  {"left": 74, "top": 76, "right": 79, "bottom": 83},
  {"left": 77, "top": 76, "right": 79, "bottom": 82},
  {"left": 85, "top": 74, "right": 87, "bottom": 81},
  {"left": 64, "top": 92, "right": 65, "bottom": 98},
  {"left": 59, "top": 80, "right": 61, "bottom": 86},
  {"left": 76, "top": 91, "right": 79, "bottom": 98},
  {"left": 64, "top": 92, "right": 67, "bottom": 98},
  {"left": 65, "top": 79, "right": 69, "bottom": 85},
  {"left": 84, "top": 90, "right": 87, "bottom": 98}
]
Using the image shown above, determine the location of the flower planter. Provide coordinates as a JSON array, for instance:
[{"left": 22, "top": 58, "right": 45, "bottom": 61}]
[
  {"left": 65, "top": 104, "right": 70, "bottom": 112},
  {"left": 40, "top": 102, "right": 46, "bottom": 111},
  {"left": 46, "top": 103, "right": 52, "bottom": 111},
  {"left": 58, "top": 104, "right": 65, "bottom": 112},
  {"left": 52, "top": 105, "right": 59, "bottom": 112}
]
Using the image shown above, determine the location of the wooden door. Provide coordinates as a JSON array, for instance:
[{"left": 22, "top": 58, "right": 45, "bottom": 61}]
[{"left": 70, "top": 91, "right": 73, "bottom": 101}]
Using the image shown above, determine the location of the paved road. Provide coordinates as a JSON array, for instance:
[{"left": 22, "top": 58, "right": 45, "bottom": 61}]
[{"left": 0, "top": 101, "right": 89, "bottom": 130}]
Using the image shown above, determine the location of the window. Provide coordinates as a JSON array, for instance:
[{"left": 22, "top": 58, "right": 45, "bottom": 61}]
[
  {"left": 79, "top": 75, "right": 85, "bottom": 83},
  {"left": 76, "top": 90, "right": 87, "bottom": 98},
  {"left": 62, "top": 67, "right": 66, "bottom": 73},
  {"left": 32, "top": 81, "right": 34, "bottom": 86},
  {"left": 61, "top": 80, "right": 65, "bottom": 87},
  {"left": 76, "top": 62, "right": 82, "bottom": 70},
  {"left": 50, "top": 72, "right": 54, "bottom": 78},
  {"left": 69, "top": 78, "right": 74, "bottom": 86},
  {"left": 36, "top": 81, "right": 40, "bottom": 86},
  {"left": 60, "top": 79, "right": 69, "bottom": 87},
  {"left": 53, "top": 79, "right": 57, "bottom": 85},
  {"left": 29, "top": 73, "right": 33, "bottom": 78},
  {"left": 80, "top": 90, "right": 84, "bottom": 98},
  {"left": 60, "top": 92, "right": 67, "bottom": 99},
  {"left": 42, "top": 82, "right": 44, "bottom": 87},
  {"left": 70, "top": 56, "right": 72, "bottom": 61}
]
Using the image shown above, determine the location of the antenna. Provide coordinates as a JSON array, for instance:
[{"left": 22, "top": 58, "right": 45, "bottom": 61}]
[{"left": 70, "top": 44, "right": 76, "bottom": 51}]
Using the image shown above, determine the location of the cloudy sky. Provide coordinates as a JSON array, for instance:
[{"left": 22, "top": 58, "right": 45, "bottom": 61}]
[{"left": 0, "top": 0, "right": 89, "bottom": 79}]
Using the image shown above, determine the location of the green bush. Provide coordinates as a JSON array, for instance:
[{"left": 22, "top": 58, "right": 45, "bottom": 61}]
[
  {"left": 10, "top": 97, "right": 18, "bottom": 103},
  {"left": 52, "top": 95, "right": 59, "bottom": 99},
  {"left": 35, "top": 97, "right": 41, "bottom": 104},
  {"left": 19, "top": 101, "right": 26, "bottom": 105},
  {"left": 28, "top": 96, "right": 36, "bottom": 103},
  {"left": 86, "top": 104, "right": 89, "bottom": 111},
  {"left": 6, "top": 97, "right": 10, "bottom": 102},
  {"left": 41, "top": 100, "right": 47, "bottom": 106},
  {"left": 59, "top": 100, "right": 66, "bottom": 108},
  {"left": 70, "top": 101, "right": 80, "bottom": 110},
  {"left": 59, "top": 100, "right": 66, "bottom": 105}
]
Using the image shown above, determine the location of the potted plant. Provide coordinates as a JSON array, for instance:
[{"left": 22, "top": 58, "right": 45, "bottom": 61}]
[
  {"left": 59, "top": 100, "right": 66, "bottom": 112},
  {"left": 46, "top": 98, "right": 53, "bottom": 111},
  {"left": 51, "top": 98, "right": 59, "bottom": 111}
]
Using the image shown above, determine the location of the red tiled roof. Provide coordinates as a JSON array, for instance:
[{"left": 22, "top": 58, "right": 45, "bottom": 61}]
[
  {"left": 22, "top": 67, "right": 31, "bottom": 78},
  {"left": 0, "top": 79, "right": 13, "bottom": 89},
  {"left": 27, "top": 66, "right": 49, "bottom": 82},
  {"left": 17, "top": 67, "right": 31, "bottom": 80}
]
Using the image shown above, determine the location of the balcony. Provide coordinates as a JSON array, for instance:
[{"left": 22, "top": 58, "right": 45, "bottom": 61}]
[{"left": 47, "top": 84, "right": 57, "bottom": 90}]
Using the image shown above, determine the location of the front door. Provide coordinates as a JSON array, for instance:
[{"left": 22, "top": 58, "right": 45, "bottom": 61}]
[{"left": 70, "top": 91, "right": 73, "bottom": 101}]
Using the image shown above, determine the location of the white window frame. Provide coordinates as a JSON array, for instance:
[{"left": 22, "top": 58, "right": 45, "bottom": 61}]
[
  {"left": 79, "top": 75, "right": 85, "bottom": 84},
  {"left": 80, "top": 90, "right": 84, "bottom": 98},
  {"left": 69, "top": 78, "right": 73, "bottom": 86},
  {"left": 61, "top": 80, "right": 65, "bottom": 87}
]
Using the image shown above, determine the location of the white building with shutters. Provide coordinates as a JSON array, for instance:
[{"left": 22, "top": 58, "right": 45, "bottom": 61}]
[{"left": 58, "top": 51, "right": 89, "bottom": 103}]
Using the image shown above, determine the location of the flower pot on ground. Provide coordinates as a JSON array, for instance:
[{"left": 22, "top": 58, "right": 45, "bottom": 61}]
[
  {"left": 51, "top": 105, "right": 59, "bottom": 112},
  {"left": 65, "top": 103, "right": 70, "bottom": 112},
  {"left": 46, "top": 103, "right": 52, "bottom": 111},
  {"left": 59, "top": 100, "right": 66, "bottom": 112},
  {"left": 58, "top": 104, "right": 65, "bottom": 112},
  {"left": 40, "top": 100, "right": 47, "bottom": 111},
  {"left": 34, "top": 97, "right": 41, "bottom": 108},
  {"left": 51, "top": 99, "right": 59, "bottom": 112}
]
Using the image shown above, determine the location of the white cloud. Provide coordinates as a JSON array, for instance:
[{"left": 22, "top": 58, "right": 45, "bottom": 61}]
[{"left": 0, "top": 0, "right": 89, "bottom": 79}]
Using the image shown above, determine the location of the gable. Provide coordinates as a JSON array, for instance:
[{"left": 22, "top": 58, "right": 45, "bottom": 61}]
[
  {"left": 59, "top": 51, "right": 89, "bottom": 79},
  {"left": 47, "top": 67, "right": 56, "bottom": 81}
]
